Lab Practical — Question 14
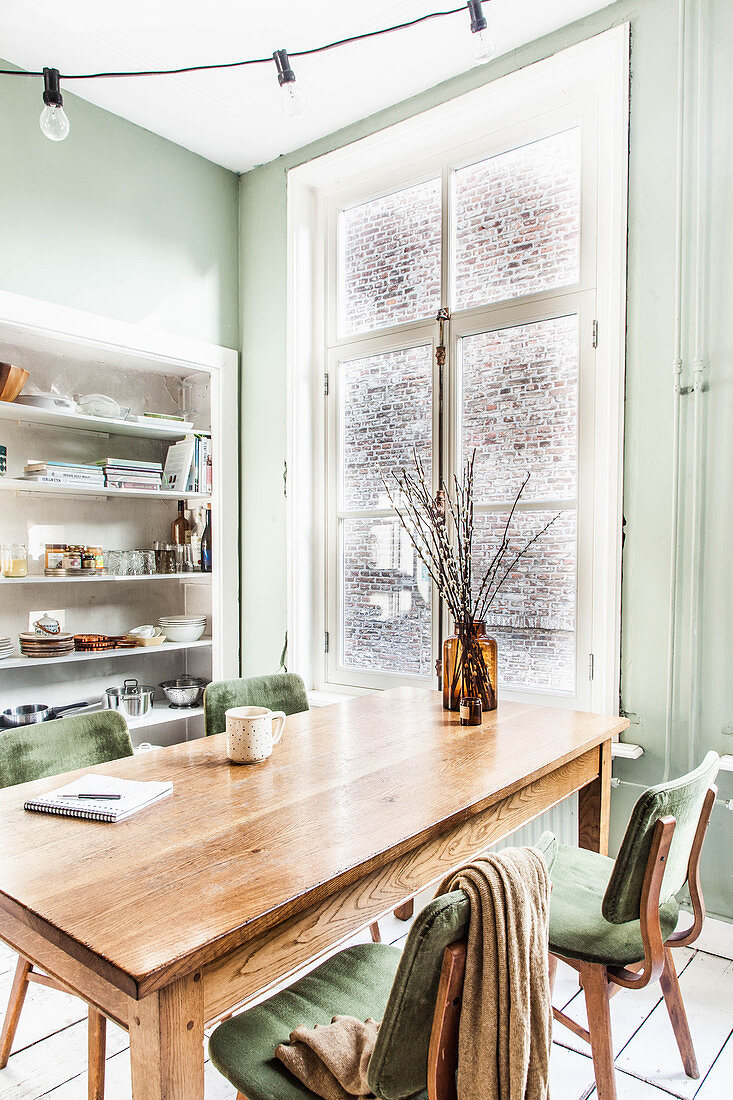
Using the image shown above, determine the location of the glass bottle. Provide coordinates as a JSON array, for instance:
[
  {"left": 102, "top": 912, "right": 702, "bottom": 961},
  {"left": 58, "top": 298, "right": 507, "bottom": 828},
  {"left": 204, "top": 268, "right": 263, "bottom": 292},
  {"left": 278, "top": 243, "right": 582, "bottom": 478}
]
[
  {"left": 442, "top": 620, "right": 497, "bottom": 713},
  {"left": 200, "top": 504, "right": 212, "bottom": 573},
  {"left": 171, "top": 500, "right": 190, "bottom": 545}
]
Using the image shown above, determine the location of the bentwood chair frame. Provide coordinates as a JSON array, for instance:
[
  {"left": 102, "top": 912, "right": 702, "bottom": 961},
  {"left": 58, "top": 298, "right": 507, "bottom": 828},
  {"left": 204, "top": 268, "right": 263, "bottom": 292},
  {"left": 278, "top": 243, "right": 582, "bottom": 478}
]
[
  {"left": 550, "top": 783, "right": 718, "bottom": 1100},
  {"left": 235, "top": 938, "right": 468, "bottom": 1100}
]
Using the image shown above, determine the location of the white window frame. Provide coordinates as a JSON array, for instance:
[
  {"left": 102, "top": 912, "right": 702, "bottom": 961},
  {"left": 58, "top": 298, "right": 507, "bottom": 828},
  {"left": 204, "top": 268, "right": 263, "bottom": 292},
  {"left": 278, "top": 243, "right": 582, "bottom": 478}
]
[{"left": 287, "top": 26, "right": 629, "bottom": 714}]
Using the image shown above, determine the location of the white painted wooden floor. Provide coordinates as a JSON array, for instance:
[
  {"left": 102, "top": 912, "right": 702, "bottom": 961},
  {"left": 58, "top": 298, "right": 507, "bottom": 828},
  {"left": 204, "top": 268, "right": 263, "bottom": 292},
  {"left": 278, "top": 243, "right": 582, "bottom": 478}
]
[{"left": 1, "top": 907, "right": 731, "bottom": 1100}]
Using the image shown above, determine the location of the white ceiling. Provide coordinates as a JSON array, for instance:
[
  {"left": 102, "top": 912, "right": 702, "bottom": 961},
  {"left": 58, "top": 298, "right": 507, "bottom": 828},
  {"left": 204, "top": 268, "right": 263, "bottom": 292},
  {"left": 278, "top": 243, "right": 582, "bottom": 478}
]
[{"left": 2, "top": 1, "right": 614, "bottom": 173}]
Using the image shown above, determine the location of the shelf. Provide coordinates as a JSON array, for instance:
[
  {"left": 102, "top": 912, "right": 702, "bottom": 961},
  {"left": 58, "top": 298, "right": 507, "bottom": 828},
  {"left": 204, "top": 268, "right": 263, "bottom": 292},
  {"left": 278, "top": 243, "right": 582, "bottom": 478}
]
[
  {"left": 0, "top": 400, "right": 197, "bottom": 440},
  {"left": 0, "top": 478, "right": 210, "bottom": 502},
  {"left": 0, "top": 639, "right": 212, "bottom": 671},
  {"left": 0, "top": 573, "right": 211, "bottom": 585},
  {"left": 127, "top": 702, "right": 205, "bottom": 731}
]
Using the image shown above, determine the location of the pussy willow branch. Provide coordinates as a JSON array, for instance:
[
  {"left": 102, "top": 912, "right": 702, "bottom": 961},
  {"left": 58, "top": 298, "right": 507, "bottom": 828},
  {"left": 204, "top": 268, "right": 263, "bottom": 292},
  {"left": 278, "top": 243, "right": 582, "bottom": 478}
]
[
  {"left": 384, "top": 451, "right": 559, "bottom": 630},
  {"left": 471, "top": 471, "right": 529, "bottom": 617},
  {"left": 475, "top": 512, "right": 560, "bottom": 622}
]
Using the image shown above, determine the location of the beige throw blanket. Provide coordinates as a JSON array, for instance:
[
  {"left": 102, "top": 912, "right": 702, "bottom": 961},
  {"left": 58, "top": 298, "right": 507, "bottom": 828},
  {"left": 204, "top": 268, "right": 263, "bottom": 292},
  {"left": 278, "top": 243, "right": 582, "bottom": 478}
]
[
  {"left": 275, "top": 1016, "right": 379, "bottom": 1100},
  {"left": 274, "top": 848, "right": 551, "bottom": 1100},
  {"left": 439, "top": 849, "right": 552, "bottom": 1100}
]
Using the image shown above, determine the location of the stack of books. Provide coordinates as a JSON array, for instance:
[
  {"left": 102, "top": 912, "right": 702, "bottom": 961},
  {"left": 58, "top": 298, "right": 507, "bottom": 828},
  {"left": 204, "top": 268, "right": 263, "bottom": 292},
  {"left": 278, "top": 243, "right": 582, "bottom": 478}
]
[
  {"left": 23, "top": 461, "right": 105, "bottom": 488},
  {"left": 98, "top": 458, "right": 163, "bottom": 491}
]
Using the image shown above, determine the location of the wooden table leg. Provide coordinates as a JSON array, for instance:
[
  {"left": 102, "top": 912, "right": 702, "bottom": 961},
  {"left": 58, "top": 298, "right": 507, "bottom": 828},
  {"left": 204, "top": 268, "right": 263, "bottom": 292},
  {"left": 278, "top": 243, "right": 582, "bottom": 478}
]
[
  {"left": 129, "top": 971, "right": 204, "bottom": 1100},
  {"left": 578, "top": 738, "right": 612, "bottom": 855}
]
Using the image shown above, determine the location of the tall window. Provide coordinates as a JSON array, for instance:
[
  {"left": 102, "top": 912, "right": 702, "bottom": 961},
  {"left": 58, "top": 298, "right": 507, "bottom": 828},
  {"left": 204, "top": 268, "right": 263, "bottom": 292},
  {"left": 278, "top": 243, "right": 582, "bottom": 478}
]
[{"left": 290, "top": 30, "right": 629, "bottom": 711}]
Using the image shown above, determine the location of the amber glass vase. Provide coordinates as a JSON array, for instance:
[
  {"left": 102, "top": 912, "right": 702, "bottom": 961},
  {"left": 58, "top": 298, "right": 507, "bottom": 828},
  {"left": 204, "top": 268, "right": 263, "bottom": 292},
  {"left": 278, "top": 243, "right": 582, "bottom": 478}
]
[{"left": 442, "top": 620, "right": 498, "bottom": 713}]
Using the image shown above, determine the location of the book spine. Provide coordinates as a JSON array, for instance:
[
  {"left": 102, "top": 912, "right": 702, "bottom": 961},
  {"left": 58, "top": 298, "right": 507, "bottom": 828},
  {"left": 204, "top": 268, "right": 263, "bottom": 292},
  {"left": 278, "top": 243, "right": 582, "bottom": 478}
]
[
  {"left": 106, "top": 481, "right": 162, "bottom": 491},
  {"left": 24, "top": 475, "right": 105, "bottom": 486}
]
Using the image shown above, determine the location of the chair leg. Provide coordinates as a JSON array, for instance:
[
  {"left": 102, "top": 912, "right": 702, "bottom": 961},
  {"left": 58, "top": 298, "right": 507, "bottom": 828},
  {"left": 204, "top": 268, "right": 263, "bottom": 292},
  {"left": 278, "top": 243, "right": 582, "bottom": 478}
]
[
  {"left": 660, "top": 947, "right": 699, "bottom": 1079},
  {"left": 0, "top": 956, "right": 32, "bottom": 1068},
  {"left": 369, "top": 922, "right": 382, "bottom": 943},
  {"left": 88, "top": 1009, "right": 107, "bottom": 1100},
  {"left": 394, "top": 900, "right": 414, "bottom": 921},
  {"left": 579, "top": 962, "right": 617, "bottom": 1100}
]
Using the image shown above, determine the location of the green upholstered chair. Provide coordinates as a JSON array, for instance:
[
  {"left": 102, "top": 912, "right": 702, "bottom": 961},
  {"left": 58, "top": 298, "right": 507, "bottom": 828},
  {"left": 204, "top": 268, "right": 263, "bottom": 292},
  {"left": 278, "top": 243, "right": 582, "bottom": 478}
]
[
  {"left": 209, "top": 889, "right": 470, "bottom": 1100},
  {"left": 0, "top": 710, "right": 134, "bottom": 1100},
  {"left": 540, "top": 751, "right": 719, "bottom": 1100},
  {"left": 203, "top": 673, "right": 310, "bottom": 736}
]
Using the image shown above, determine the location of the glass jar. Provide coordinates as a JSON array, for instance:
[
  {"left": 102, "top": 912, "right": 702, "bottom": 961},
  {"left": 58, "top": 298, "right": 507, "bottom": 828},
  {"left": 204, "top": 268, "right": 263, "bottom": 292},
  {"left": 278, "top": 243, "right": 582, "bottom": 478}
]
[
  {"left": 1, "top": 543, "right": 28, "bottom": 578},
  {"left": 442, "top": 620, "right": 498, "bottom": 713}
]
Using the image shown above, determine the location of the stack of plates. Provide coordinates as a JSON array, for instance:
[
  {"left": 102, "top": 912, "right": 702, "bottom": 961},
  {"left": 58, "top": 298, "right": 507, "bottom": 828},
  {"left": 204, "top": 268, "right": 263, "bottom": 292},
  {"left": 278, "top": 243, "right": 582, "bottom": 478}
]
[
  {"left": 158, "top": 614, "right": 207, "bottom": 642},
  {"left": 19, "top": 631, "right": 75, "bottom": 659},
  {"left": 0, "top": 636, "right": 13, "bottom": 660}
]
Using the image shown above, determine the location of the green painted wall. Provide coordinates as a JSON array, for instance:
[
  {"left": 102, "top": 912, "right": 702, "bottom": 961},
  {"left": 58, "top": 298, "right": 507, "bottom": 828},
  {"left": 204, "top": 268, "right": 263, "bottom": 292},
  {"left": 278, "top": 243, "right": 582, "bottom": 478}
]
[
  {"left": 240, "top": 0, "right": 732, "bottom": 918},
  {"left": 0, "top": 63, "right": 239, "bottom": 348}
]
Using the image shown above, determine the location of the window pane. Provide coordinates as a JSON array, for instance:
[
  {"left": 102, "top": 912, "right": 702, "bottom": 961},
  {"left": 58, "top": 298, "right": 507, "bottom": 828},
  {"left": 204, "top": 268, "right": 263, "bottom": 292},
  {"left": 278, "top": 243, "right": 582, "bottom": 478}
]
[
  {"left": 342, "top": 345, "right": 432, "bottom": 510},
  {"left": 341, "top": 517, "right": 432, "bottom": 675},
  {"left": 453, "top": 129, "right": 581, "bottom": 310},
  {"left": 461, "top": 315, "right": 578, "bottom": 504},
  {"left": 341, "top": 179, "right": 442, "bottom": 335},
  {"left": 472, "top": 509, "right": 576, "bottom": 691}
]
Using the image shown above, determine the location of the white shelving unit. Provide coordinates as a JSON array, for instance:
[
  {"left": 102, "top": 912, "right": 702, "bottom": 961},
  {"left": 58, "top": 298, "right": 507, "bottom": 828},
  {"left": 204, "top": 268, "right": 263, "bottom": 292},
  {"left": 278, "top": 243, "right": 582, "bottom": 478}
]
[
  {"left": 0, "top": 399, "right": 193, "bottom": 440},
  {"left": 0, "top": 574, "right": 212, "bottom": 585},
  {"left": 126, "top": 703, "right": 205, "bottom": 731},
  {"left": 0, "top": 289, "right": 239, "bottom": 747},
  {"left": 0, "top": 478, "right": 211, "bottom": 501},
  {"left": 0, "top": 639, "right": 212, "bottom": 671}
]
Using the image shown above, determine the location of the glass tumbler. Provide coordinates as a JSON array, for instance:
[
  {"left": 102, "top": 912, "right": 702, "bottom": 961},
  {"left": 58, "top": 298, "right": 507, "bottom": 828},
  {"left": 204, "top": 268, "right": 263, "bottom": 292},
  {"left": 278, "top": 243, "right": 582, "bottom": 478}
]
[{"left": 141, "top": 549, "right": 156, "bottom": 575}]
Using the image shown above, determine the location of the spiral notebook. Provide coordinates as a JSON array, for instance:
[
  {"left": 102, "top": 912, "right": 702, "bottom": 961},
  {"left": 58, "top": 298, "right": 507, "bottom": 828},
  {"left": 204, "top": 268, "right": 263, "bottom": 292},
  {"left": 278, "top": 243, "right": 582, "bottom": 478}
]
[{"left": 24, "top": 774, "right": 173, "bottom": 823}]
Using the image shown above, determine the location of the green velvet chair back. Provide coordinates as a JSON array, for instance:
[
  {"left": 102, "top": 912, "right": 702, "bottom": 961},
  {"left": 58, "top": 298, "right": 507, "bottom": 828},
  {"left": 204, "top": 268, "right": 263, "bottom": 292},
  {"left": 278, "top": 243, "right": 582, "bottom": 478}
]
[
  {"left": 203, "top": 673, "right": 309, "bottom": 736},
  {"left": 0, "top": 711, "right": 134, "bottom": 789},
  {"left": 602, "top": 750, "right": 719, "bottom": 925},
  {"left": 367, "top": 891, "right": 470, "bottom": 1100}
]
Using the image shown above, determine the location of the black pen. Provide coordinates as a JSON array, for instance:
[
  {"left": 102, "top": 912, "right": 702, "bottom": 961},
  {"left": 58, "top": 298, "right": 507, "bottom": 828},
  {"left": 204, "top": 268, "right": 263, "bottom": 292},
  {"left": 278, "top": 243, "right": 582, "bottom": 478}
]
[{"left": 61, "top": 793, "right": 122, "bottom": 800}]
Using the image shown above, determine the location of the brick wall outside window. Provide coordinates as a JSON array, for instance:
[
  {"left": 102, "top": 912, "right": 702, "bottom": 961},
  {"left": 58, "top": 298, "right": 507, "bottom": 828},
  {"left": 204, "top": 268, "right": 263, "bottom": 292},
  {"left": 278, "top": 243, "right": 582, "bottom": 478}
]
[
  {"left": 341, "top": 179, "right": 441, "bottom": 336},
  {"left": 337, "top": 130, "right": 581, "bottom": 690}
]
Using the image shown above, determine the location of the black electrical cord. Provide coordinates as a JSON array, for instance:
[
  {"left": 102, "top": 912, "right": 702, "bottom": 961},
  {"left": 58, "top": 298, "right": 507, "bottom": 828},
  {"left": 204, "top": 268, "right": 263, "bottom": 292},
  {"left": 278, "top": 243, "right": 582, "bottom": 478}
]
[{"left": 0, "top": 4, "right": 468, "bottom": 80}]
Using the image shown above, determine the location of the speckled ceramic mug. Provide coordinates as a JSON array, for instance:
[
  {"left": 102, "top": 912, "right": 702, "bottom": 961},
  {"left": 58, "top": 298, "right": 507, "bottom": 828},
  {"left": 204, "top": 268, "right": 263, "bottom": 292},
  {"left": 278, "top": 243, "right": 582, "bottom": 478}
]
[{"left": 225, "top": 706, "right": 286, "bottom": 764}]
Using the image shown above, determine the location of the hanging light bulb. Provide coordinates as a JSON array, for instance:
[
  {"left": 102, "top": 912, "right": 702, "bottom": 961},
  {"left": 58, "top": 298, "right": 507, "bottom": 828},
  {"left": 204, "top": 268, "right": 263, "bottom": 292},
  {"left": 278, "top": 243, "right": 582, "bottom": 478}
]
[
  {"left": 273, "top": 49, "right": 306, "bottom": 119},
  {"left": 39, "top": 67, "right": 70, "bottom": 141},
  {"left": 466, "top": 0, "right": 496, "bottom": 62}
]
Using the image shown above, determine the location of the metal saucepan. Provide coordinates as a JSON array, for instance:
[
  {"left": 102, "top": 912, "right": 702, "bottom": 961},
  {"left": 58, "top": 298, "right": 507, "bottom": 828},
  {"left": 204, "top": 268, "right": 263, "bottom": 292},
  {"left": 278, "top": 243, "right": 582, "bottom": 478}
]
[
  {"left": 1, "top": 700, "right": 90, "bottom": 727},
  {"left": 103, "top": 679, "right": 155, "bottom": 719}
]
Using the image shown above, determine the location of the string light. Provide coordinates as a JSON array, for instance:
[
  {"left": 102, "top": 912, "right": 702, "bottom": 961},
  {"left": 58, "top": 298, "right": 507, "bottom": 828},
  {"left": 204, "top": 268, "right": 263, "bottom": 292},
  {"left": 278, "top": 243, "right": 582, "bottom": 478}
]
[
  {"left": 1, "top": 3, "right": 499, "bottom": 141},
  {"left": 467, "top": 0, "right": 497, "bottom": 61},
  {"left": 273, "top": 50, "right": 306, "bottom": 119},
  {"left": 39, "top": 68, "right": 70, "bottom": 141}
]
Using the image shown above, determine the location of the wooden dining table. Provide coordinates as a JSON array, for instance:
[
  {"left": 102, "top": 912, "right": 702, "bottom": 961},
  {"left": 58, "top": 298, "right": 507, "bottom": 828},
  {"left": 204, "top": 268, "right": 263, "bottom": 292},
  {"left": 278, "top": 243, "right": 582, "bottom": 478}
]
[{"left": 0, "top": 687, "right": 628, "bottom": 1098}]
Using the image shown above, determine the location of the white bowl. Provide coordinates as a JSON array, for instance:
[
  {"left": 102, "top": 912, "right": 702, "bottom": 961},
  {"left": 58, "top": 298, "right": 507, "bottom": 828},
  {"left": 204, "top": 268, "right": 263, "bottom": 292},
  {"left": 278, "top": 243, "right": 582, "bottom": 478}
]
[
  {"left": 157, "top": 622, "right": 206, "bottom": 642},
  {"left": 159, "top": 616, "right": 206, "bottom": 624}
]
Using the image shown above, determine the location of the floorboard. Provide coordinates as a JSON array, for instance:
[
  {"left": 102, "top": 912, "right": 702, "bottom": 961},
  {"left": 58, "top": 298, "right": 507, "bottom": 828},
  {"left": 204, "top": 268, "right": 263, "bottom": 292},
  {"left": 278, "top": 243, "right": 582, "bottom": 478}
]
[
  {"left": 615, "top": 953, "right": 733, "bottom": 1098},
  {"left": 1, "top": 931, "right": 730, "bottom": 1098}
]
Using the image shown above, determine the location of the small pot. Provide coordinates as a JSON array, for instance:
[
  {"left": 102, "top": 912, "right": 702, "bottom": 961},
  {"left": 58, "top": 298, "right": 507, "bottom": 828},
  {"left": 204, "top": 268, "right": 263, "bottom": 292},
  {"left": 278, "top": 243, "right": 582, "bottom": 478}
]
[
  {"left": 104, "top": 679, "right": 155, "bottom": 719},
  {"left": 1, "top": 700, "right": 89, "bottom": 727},
  {"left": 159, "top": 676, "right": 207, "bottom": 709}
]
